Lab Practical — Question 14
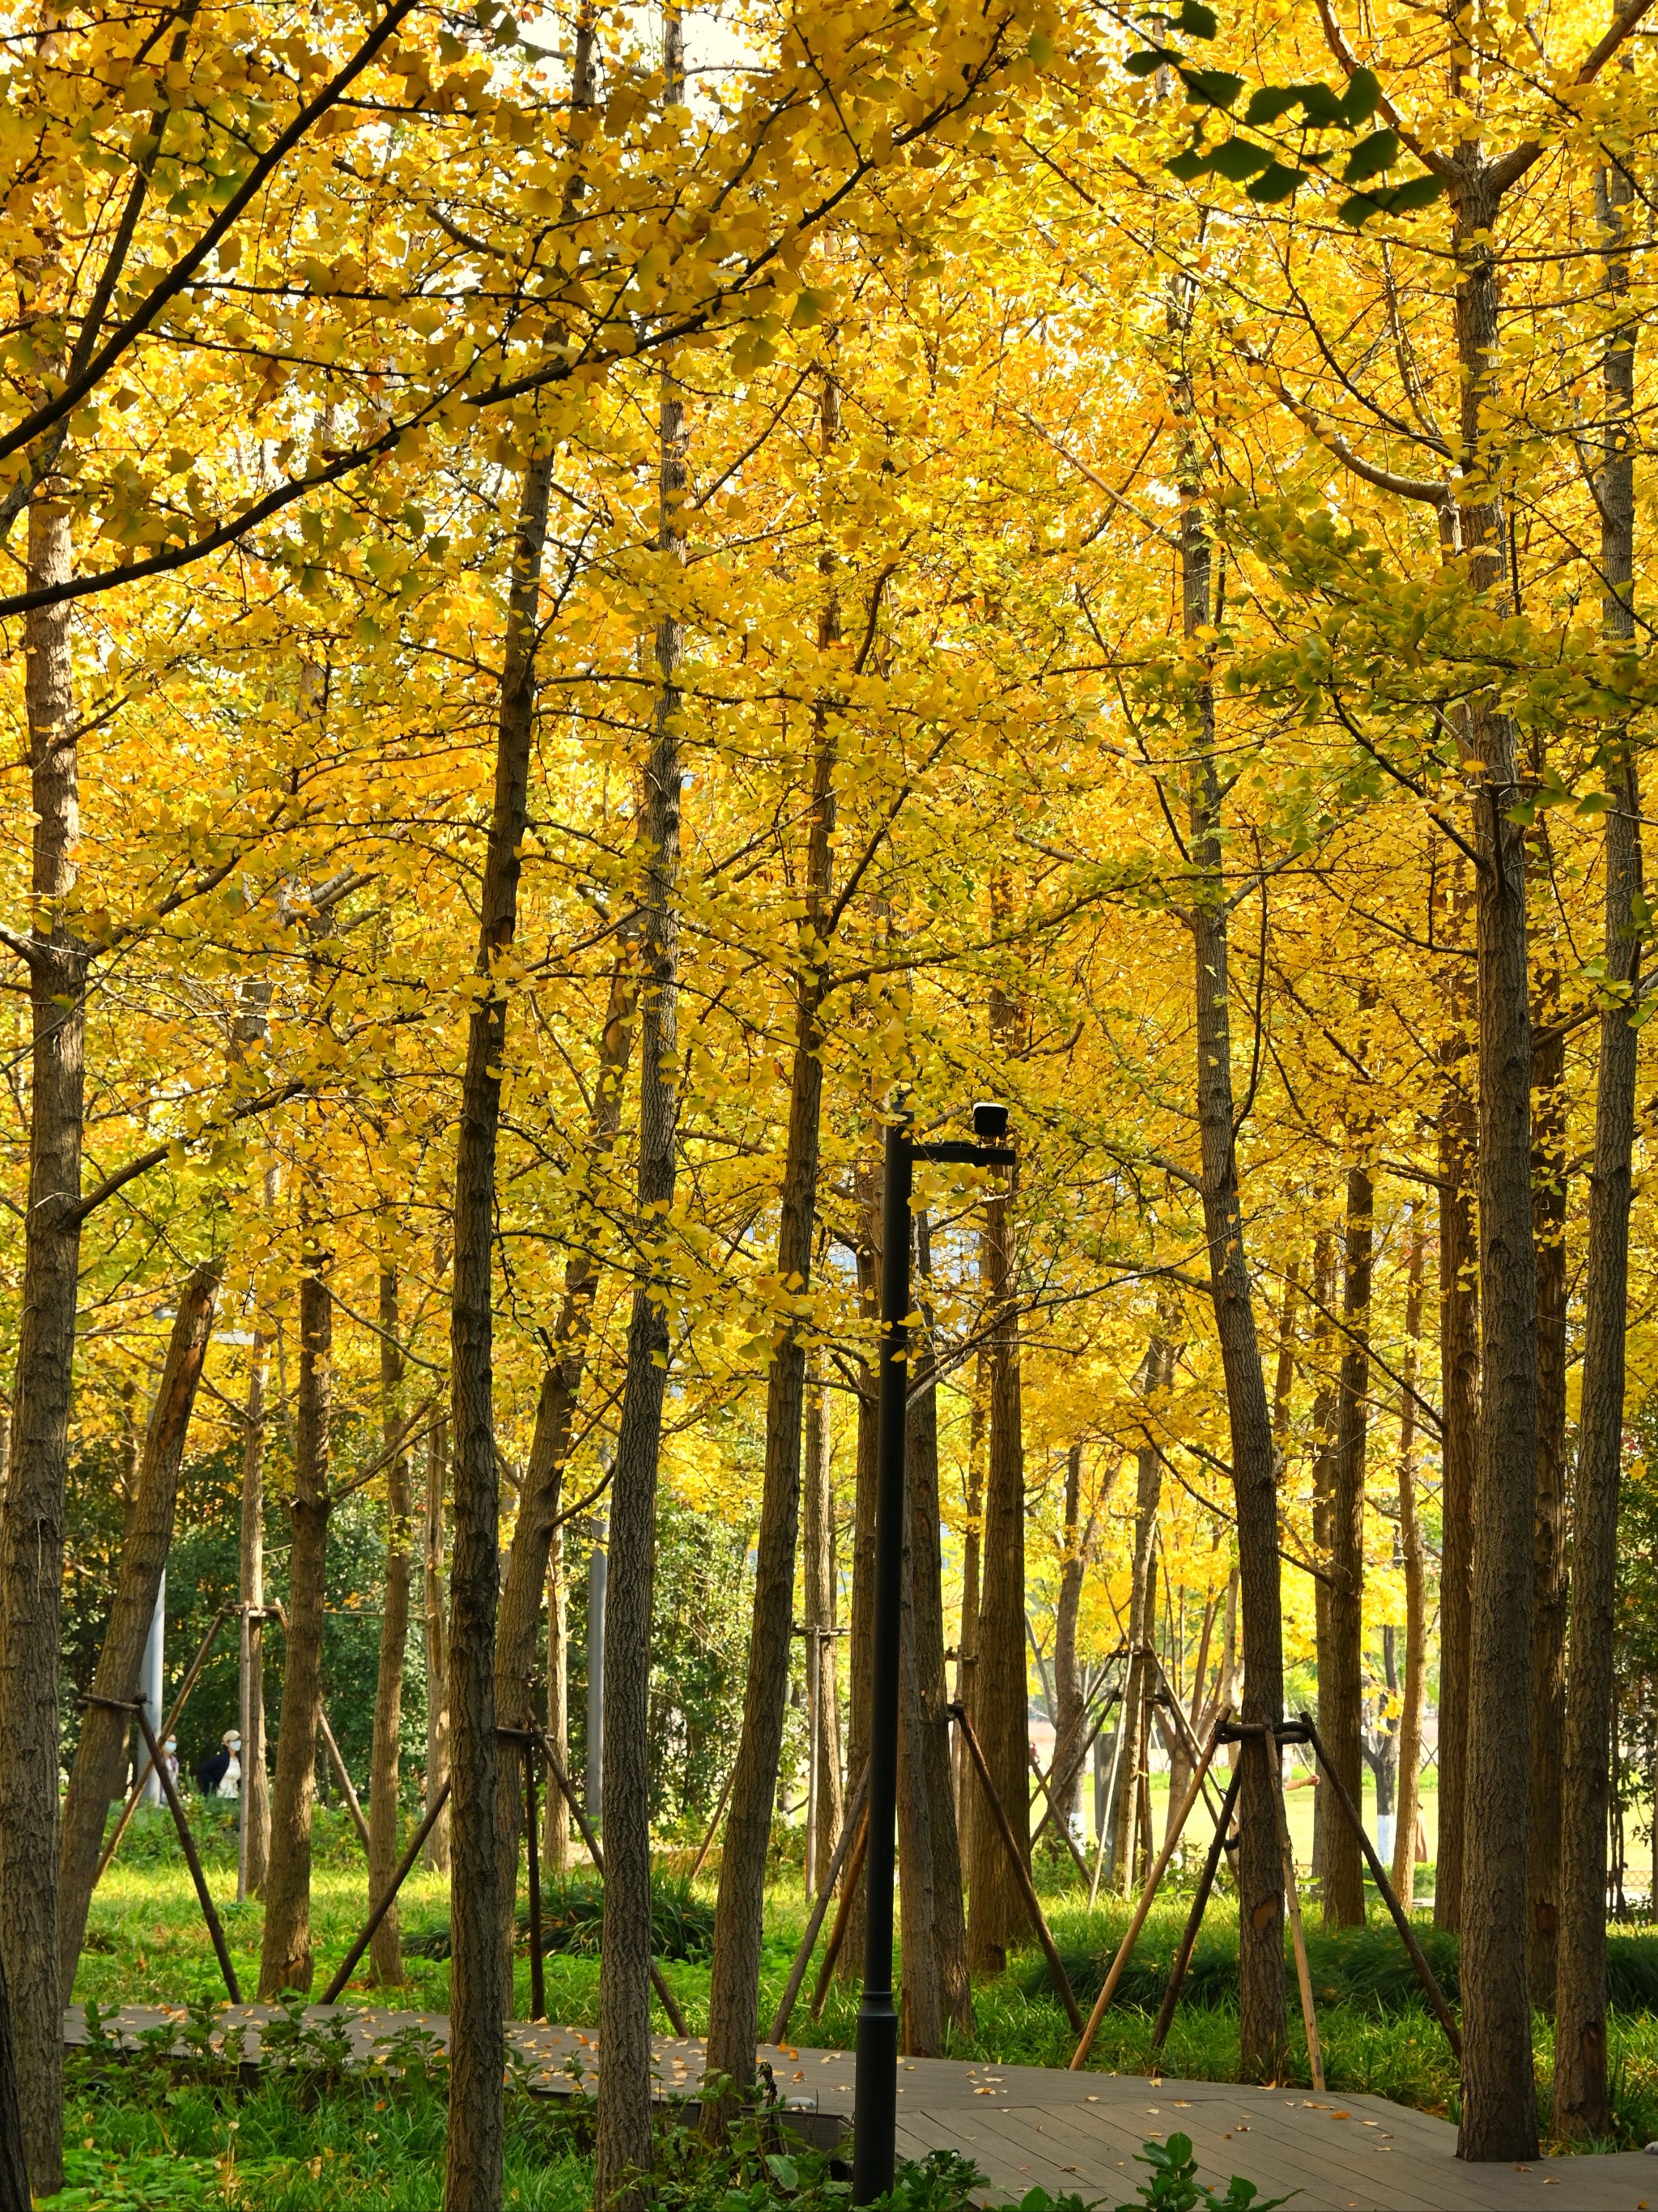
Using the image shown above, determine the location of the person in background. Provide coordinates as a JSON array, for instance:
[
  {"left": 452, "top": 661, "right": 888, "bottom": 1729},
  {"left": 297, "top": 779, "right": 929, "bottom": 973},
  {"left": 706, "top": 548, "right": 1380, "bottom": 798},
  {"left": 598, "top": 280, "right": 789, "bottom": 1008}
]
[{"left": 193, "top": 1729, "right": 239, "bottom": 1797}]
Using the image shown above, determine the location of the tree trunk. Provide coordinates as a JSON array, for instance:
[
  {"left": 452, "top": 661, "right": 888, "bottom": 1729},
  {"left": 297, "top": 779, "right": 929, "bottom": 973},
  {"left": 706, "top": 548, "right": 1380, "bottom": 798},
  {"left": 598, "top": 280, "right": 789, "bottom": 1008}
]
[
  {"left": 1528, "top": 995, "right": 1568, "bottom": 2010},
  {"left": 1112, "top": 1357, "right": 1163, "bottom": 1895},
  {"left": 1554, "top": 139, "right": 1640, "bottom": 2146},
  {"left": 840, "top": 1158, "right": 881, "bottom": 1982},
  {"left": 1052, "top": 1443, "right": 1086, "bottom": 1844},
  {"left": 0, "top": 489, "right": 87, "bottom": 2194},
  {"left": 1179, "top": 354, "right": 1286, "bottom": 2075},
  {"left": 1391, "top": 1222, "right": 1427, "bottom": 1906},
  {"left": 369, "top": 1266, "right": 413, "bottom": 1987},
  {"left": 57, "top": 1264, "right": 219, "bottom": 1995},
  {"left": 802, "top": 1353, "right": 843, "bottom": 1893},
  {"left": 240, "top": 1316, "right": 271, "bottom": 1900},
  {"left": 1308, "top": 1226, "right": 1337, "bottom": 1899},
  {"left": 545, "top": 1534, "right": 570, "bottom": 1873},
  {"left": 594, "top": 304, "right": 687, "bottom": 2209},
  {"left": 903, "top": 1214, "right": 972, "bottom": 2038},
  {"left": 702, "top": 517, "right": 839, "bottom": 2128},
  {"left": 954, "top": 1359, "right": 986, "bottom": 1855},
  {"left": 1434, "top": 869, "right": 1478, "bottom": 1934},
  {"left": 258, "top": 1231, "right": 334, "bottom": 1997},
  {"left": 444, "top": 439, "right": 555, "bottom": 2211},
  {"left": 423, "top": 1416, "right": 452, "bottom": 1872},
  {"left": 1453, "top": 155, "right": 1541, "bottom": 2167},
  {"left": 1324, "top": 1159, "right": 1373, "bottom": 1931},
  {"left": 966, "top": 1005, "right": 1031, "bottom": 1975}
]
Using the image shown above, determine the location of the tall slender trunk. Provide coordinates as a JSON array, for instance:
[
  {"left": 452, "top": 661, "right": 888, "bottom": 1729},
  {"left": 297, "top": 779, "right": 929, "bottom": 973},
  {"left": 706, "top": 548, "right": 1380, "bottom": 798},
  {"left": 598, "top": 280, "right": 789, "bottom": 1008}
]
[
  {"left": 258, "top": 1216, "right": 333, "bottom": 1997},
  {"left": 444, "top": 437, "right": 555, "bottom": 2212},
  {"left": 1390, "top": 1222, "right": 1427, "bottom": 1905},
  {"left": 0, "top": 490, "right": 86, "bottom": 2193},
  {"left": 1435, "top": 868, "right": 1478, "bottom": 1933},
  {"left": 1177, "top": 316, "right": 1286, "bottom": 2073},
  {"left": 967, "top": 976, "right": 1031, "bottom": 1973},
  {"left": 369, "top": 1265, "right": 413, "bottom": 1986},
  {"left": 1324, "top": 1158, "right": 1373, "bottom": 1929},
  {"left": 1112, "top": 1357, "right": 1163, "bottom": 1895},
  {"left": 57, "top": 1265, "right": 219, "bottom": 1994},
  {"left": 903, "top": 1214, "right": 971, "bottom": 2038},
  {"left": 840, "top": 1158, "right": 881, "bottom": 1982},
  {"left": 1554, "top": 136, "right": 1641, "bottom": 2146},
  {"left": 594, "top": 240, "right": 687, "bottom": 2207},
  {"left": 240, "top": 1317, "right": 271, "bottom": 1900},
  {"left": 802, "top": 1352, "right": 843, "bottom": 1892},
  {"left": 1309, "top": 1227, "right": 1337, "bottom": 1899},
  {"left": 703, "top": 372, "right": 841, "bottom": 2116},
  {"left": 1528, "top": 983, "right": 1568, "bottom": 2009},
  {"left": 1452, "top": 152, "right": 1541, "bottom": 2166},
  {"left": 422, "top": 1416, "right": 451, "bottom": 1872},
  {"left": 1052, "top": 1443, "right": 1086, "bottom": 1841},
  {"left": 954, "top": 1358, "right": 986, "bottom": 1848}
]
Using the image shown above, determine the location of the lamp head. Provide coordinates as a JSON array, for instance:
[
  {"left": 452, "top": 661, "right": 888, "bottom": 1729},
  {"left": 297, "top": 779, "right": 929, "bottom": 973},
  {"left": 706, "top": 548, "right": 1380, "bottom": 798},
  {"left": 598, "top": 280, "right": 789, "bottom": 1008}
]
[{"left": 972, "top": 1100, "right": 1010, "bottom": 1142}]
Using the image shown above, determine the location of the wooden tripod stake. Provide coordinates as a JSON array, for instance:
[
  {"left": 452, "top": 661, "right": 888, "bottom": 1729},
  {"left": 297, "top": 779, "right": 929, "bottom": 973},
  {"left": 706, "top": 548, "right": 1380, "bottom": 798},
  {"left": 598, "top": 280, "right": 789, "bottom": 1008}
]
[
  {"left": 769, "top": 1762, "right": 870, "bottom": 2046},
  {"left": 1266, "top": 1734, "right": 1324, "bottom": 2092},
  {"left": 952, "top": 1702, "right": 1084, "bottom": 2033}
]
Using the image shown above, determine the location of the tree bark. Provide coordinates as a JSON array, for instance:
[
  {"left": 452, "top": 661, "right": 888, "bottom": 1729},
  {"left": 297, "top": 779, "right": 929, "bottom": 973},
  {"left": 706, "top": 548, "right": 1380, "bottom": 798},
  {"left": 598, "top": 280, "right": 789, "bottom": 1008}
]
[
  {"left": 1112, "top": 1355, "right": 1163, "bottom": 1895},
  {"left": 0, "top": 489, "right": 87, "bottom": 2194},
  {"left": 368, "top": 1265, "right": 413, "bottom": 1986},
  {"left": 1390, "top": 1222, "right": 1427, "bottom": 1907},
  {"left": 594, "top": 282, "right": 687, "bottom": 2208},
  {"left": 1554, "top": 138, "right": 1641, "bottom": 2146},
  {"left": 422, "top": 1415, "right": 452, "bottom": 1872},
  {"left": 239, "top": 1314, "right": 271, "bottom": 1900},
  {"left": 966, "top": 985, "right": 1031, "bottom": 1975},
  {"left": 1324, "top": 1159, "right": 1373, "bottom": 1930},
  {"left": 1309, "top": 1228, "right": 1337, "bottom": 1902},
  {"left": 57, "top": 1263, "right": 219, "bottom": 1995},
  {"left": 1434, "top": 866, "right": 1478, "bottom": 1934},
  {"left": 702, "top": 394, "right": 840, "bottom": 2118},
  {"left": 840, "top": 1156, "right": 881, "bottom": 1983},
  {"left": 903, "top": 1213, "right": 972, "bottom": 2039},
  {"left": 258, "top": 1225, "right": 333, "bottom": 1997},
  {"left": 1453, "top": 153, "right": 1541, "bottom": 2167},
  {"left": 802, "top": 1352, "right": 843, "bottom": 1892},
  {"left": 444, "top": 438, "right": 555, "bottom": 2211},
  {"left": 1178, "top": 333, "right": 1286, "bottom": 2074},
  {"left": 1527, "top": 989, "right": 1568, "bottom": 2009},
  {"left": 954, "top": 1357, "right": 986, "bottom": 1855},
  {"left": 1052, "top": 1443, "right": 1086, "bottom": 1844}
]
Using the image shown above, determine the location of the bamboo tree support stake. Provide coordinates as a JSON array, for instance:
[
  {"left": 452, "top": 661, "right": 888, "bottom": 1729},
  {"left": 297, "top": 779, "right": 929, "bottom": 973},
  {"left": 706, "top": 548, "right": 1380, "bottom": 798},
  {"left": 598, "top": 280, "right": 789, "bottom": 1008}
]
[
  {"left": 952, "top": 1702, "right": 1084, "bottom": 2034},
  {"left": 534, "top": 1725, "right": 691, "bottom": 2037},
  {"left": 1069, "top": 1704, "right": 1230, "bottom": 2069},
  {"left": 1027, "top": 1742, "right": 1095, "bottom": 1887},
  {"left": 688, "top": 1755, "right": 739, "bottom": 1882},
  {"left": 809, "top": 1809, "right": 869, "bottom": 2020},
  {"left": 768, "top": 1763, "right": 870, "bottom": 2047},
  {"left": 1088, "top": 1682, "right": 1131, "bottom": 1910},
  {"left": 1299, "top": 1712, "right": 1460, "bottom": 2058},
  {"left": 87, "top": 1694, "right": 240, "bottom": 2001},
  {"left": 321, "top": 1780, "right": 452, "bottom": 2004},
  {"left": 1268, "top": 1734, "right": 1324, "bottom": 2093},
  {"left": 1151, "top": 1756, "right": 1245, "bottom": 2054},
  {"left": 1150, "top": 1651, "right": 1233, "bottom": 1849},
  {"left": 525, "top": 1741, "right": 546, "bottom": 2024},
  {"left": 318, "top": 1706, "right": 371, "bottom": 1854},
  {"left": 94, "top": 1606, "right": 231, "bottom": 1886}
]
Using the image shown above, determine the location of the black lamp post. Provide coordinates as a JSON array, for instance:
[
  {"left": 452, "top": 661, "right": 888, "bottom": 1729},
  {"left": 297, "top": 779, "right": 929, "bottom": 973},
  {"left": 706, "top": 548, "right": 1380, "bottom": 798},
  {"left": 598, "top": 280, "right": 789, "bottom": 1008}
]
[{"left": 852, "top": 1102, "right": 1015, "bottom": 2206}]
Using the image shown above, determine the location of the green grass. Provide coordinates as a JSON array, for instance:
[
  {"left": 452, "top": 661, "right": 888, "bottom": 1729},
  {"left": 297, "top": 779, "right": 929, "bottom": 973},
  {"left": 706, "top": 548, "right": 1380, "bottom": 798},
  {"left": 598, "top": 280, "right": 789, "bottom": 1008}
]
[{"left": 71, "top": 1801, "right": 1658, "bottom": 2174}]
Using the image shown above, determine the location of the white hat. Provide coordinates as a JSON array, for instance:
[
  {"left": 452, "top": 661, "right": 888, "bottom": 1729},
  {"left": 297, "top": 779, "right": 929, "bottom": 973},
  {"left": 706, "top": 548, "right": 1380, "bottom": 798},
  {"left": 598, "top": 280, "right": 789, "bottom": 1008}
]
[{"left": 223, "top": 1729, "right": 241, "bottom": 1745}]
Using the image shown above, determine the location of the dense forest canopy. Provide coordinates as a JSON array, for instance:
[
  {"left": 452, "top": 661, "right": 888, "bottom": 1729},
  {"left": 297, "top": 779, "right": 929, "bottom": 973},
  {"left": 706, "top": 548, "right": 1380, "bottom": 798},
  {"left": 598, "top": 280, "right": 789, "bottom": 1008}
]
[{"left": 3, "top": 0, "right": 1657, "bottom": 2197}]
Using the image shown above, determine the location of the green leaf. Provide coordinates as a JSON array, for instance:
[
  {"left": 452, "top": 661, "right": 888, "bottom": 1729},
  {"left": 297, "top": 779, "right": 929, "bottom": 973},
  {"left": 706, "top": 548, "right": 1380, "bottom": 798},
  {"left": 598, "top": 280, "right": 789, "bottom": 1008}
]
[
  {"left": 1176, "top": 0, "right": 1218, "bottom": 34},
  {"left": 1342, "top": 67, "right": 1382, "bottom": 123},
  {"left": 1166, "top": 147, "right": 1215, "bottom": 180},
  {"left": 765, "top": 2153, "right": 798, "bottom": 2189},
  {"left": 1337, "top": 189, "right": 1386, "bottom": 226},
  {"left": 1244, "top": 85, "right": 1303, "bottom": 125},
  {"left": 1295, "top": 80, "right": 1347, "bottom": 126},
  {"left": 1209, "top": 136, "right": 1273, "bottom": 180},
  {"left": 1124, "top": 47, "right": 1168, "bottom": 74},
  {"left": 1341, "top": 126, "right": 1398, "bottom": 181},
  {"left": 1179, "top": 66, "right": 1244, "bottom": 106},
  {"left": 1385, "top": 172, "right": 1445, "bottom": 211},
  {"left": 1245, "top": 160, "right": 1303, "bottom": 201}
]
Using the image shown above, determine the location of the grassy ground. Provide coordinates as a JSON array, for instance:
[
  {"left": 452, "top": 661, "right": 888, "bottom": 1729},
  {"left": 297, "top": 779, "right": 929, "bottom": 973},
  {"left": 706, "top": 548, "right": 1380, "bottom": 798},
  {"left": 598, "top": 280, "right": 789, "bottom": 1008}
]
[{"left": 62, "top": 1797, "right": 1658, "bottom": 2210}]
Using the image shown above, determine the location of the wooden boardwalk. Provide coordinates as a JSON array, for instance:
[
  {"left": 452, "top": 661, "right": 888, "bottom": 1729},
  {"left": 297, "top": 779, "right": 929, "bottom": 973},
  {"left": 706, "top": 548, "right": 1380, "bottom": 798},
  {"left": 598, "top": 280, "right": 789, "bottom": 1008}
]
[{"left": 66, "top": 2004, "right": 1658, "bottom": 2209}]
